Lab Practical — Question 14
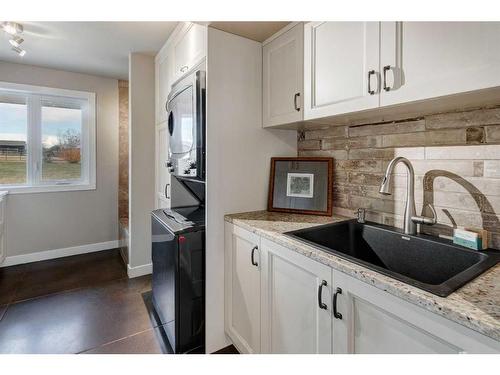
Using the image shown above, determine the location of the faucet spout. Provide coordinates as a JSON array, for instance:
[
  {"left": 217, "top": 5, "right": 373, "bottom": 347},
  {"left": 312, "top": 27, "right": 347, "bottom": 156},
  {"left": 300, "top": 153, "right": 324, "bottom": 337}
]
[{"left": 379, "top": 157, "right": 417, "bottom": 235}]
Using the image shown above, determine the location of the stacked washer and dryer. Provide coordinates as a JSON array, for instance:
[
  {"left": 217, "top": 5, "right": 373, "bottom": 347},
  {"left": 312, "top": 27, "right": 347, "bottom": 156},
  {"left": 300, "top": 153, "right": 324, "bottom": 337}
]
[{"left": 151, "top": 66, "right": 206, "bottom": 354}]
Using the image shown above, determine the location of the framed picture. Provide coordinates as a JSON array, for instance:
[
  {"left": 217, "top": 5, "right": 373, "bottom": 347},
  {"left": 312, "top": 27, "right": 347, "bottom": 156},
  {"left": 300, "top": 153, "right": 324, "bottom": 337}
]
[{"left": 268, "top": 157, "right": 333, "bottom": 216}]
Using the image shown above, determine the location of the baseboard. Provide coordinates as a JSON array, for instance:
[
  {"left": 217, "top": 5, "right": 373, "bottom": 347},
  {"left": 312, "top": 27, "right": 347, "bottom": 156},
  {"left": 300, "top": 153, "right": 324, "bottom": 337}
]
[
  {"left": 127, "top": 262, "right": 152, "bottom": 278},
  {"left": 1, "top": 240, "right": 120, "bottom": 267}
]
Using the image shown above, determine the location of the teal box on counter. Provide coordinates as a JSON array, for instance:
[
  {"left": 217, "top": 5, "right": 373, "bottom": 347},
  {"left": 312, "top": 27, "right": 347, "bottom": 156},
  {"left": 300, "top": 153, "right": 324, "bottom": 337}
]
[{"left": 453, "top": 236, "right": 483, "bottom": 250}]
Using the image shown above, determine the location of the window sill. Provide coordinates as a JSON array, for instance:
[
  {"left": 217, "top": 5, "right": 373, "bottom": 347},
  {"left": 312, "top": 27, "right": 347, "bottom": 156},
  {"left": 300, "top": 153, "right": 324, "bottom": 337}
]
[{"left": 1, "top": 183, "right": 96, "bottom": 195}]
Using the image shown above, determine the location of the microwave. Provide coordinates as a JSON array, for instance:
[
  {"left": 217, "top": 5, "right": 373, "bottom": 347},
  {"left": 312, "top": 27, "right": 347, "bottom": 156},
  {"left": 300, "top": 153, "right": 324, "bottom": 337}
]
[{"left": 165, "top": 69, "right": 206, "bottom": 182}]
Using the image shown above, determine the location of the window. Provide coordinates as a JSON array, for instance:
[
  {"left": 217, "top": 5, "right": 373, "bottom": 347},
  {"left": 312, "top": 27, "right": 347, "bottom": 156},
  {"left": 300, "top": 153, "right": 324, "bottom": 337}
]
[{"left": 0, "top": 82, "right": 95, "bottom": 193}]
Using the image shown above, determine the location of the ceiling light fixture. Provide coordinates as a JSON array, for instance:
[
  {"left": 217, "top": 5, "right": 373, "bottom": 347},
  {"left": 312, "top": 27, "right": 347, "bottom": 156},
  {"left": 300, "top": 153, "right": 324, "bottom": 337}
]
[
  {"left": 8, "top": 36, "right": 24, "bottom": 48},
  {"left": 11, "top": 46, "right": 26, "bottom": 57},
  {"left": 1, "top": 21, "right": 23, "bottom": 35}
]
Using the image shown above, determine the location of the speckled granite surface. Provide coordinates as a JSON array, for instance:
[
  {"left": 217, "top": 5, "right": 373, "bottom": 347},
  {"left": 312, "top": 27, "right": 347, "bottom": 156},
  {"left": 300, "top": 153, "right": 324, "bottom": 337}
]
[{"left": 225, "top": 210, "right": 500, "bottom": 342}]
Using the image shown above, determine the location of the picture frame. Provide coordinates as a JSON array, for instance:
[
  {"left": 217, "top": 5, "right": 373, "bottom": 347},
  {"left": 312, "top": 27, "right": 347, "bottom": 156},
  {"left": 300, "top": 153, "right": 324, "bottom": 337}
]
[{"left": 267, "top": 157, "right": 333, "bottom": 216}]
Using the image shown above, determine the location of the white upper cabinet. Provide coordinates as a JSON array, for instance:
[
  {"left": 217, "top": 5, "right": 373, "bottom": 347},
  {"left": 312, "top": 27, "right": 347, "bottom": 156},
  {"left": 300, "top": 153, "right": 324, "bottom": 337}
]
[
  {"left": 263, "top": 23, "right": 304, "bottom": 127},
  {"left": 173, "top": 23, "right": 207, "bottom": 82},
  {"left": 155, "top": 123, "right": 170, "bottom": 209},
  {"left": 156, "top": 51, "right": 173, "bottom": 124},
  {"left": 260, "top": 238, "right": 332, "bottom": 354},
  {"left": 380, "top": 22, "right": 500, "bottom": 107},
  {"left": 304, "top": 22, "right": 380, "bottom": 120}
]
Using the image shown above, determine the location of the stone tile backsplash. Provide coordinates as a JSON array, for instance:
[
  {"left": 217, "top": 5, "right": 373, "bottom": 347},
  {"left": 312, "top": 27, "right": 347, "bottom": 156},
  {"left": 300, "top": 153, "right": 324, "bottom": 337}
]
[
  {"left": 118, "top": 80, "right": 129, "bottom": 221},
  {"left": 298, "top": 106, "right": 500, "bottom": 249}
]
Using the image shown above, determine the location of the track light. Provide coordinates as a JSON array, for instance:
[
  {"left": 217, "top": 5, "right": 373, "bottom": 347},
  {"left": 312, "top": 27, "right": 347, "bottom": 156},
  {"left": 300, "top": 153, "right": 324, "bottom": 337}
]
[
  {"left": 1, "top": 22, "right": 23, "bottom": 35},
  {"left": 9, "top": 36, "right": 24, "bottom": 48},
  {"left": 11, "top": 46, "right": 26, "bottom": 57}
]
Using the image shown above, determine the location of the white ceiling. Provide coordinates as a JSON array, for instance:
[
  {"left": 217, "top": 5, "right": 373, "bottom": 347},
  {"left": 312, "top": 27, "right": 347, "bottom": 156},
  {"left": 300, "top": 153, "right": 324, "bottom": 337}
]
[
  {"left": 209, "top": 22, "right": 291, "bottom": 42},
  {"left": 0, "top": 22, "right": 178, "bottom": 80}
]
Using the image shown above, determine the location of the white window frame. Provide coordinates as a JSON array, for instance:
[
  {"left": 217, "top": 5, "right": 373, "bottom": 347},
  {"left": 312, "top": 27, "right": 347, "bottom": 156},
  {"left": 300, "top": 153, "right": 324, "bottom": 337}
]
[{"left": 0, "top": 81, "right": 96, "bottom": 194}]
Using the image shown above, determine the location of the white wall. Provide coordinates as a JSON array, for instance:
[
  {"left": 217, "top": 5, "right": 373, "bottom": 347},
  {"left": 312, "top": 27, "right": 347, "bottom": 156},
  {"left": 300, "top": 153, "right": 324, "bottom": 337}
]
[
  {"left": 205, "top": 28, "right": 297, "bottom": 352},
  {"left": 128, "top": 53, "right": 156, "bottom": 275},
  {"left": 0, "top": 61, "right": 119, "bottom": 260}
]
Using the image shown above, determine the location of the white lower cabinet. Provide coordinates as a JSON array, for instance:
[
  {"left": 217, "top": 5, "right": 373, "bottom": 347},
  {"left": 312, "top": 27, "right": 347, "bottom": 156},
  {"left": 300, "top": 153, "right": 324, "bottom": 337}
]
[
  {"left": 333, "top": 271, "right": 462, "bottom": 353},
  {"left": 224, "top": 223, "right": 262, "bottom": 353},
  {"left": 224, "top": 223, "right": 500, "bottom": 354},
  {"left": 260, "top": 238, "right": 332, "bottom": 353}
]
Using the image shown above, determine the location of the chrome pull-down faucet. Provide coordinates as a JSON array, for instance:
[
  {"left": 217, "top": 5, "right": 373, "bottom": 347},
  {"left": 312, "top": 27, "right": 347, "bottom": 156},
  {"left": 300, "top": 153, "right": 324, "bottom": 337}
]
[
  {"left": 379, "top": 157, "right": 417, "bottom": 234},
  {"left": 379, "top": 157, "right": 436, "bottom": 235}
]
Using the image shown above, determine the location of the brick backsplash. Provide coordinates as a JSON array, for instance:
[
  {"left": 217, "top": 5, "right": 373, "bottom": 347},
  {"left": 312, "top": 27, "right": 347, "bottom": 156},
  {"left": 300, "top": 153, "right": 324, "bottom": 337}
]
[
  {"left": 118, "top": 80, "right": 129, "bottom": 221},
  {"left": 298, "top": 106, "right": 500, "bottom": 249}
]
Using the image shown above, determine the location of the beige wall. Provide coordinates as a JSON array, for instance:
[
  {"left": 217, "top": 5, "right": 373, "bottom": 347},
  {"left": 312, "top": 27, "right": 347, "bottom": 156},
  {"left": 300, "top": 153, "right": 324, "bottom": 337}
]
[
  {"left": 299, "top": 106, "right": 500, "bottom": 249},
  {"left": 0, "top": 61, "right": 119, "bottom": 256},
  {"left": 128, "top": 53, "right": 155, "bottom": 271}
]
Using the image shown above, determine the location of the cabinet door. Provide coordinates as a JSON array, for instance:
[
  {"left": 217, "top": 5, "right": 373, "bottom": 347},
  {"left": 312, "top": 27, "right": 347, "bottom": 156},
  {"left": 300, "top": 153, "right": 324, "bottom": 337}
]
[
  {"left": 380, "top": 22, "right": 500, "bottom": 106},
  {"left": 224, "top": 224, "right": 261, "bottom": 353},
  {"left": 333, "top": 271, "right": 464, "bottom": 354},
  {"left": 156, "top": 51, "right": 173, "bottom": 124},
  {"left": 263, "top": 24, "right": 304, "bottom": 127},
  {"left": 260, "top": 238, "right": 332, "bottom": 353},
  {"left": 304, "top": 22, "right": 380, "bottom": 120},
  {"left": 155, "top": 124, "right": 170, "bottom": 209},
  {"left": 173, "top": 23, "right": 207, "bottom": 81}
]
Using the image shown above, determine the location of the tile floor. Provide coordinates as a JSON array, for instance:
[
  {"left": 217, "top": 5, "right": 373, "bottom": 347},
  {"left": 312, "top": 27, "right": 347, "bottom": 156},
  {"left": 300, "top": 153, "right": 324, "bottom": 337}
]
[{"left": 0, "top": 249, "right": 171, "bottom": 354}]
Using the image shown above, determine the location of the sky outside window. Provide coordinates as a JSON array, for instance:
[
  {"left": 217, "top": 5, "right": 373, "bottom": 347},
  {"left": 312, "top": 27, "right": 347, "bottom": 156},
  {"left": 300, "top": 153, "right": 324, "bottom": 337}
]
[{"left": 41, "top": 103, "right": 83, "bottom": 181}]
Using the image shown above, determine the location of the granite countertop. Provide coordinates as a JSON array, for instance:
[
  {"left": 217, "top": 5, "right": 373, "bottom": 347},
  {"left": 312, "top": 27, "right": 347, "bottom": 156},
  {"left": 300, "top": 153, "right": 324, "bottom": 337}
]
[{"left": 225, "top": 210, "right": 500, "bottom": 342}]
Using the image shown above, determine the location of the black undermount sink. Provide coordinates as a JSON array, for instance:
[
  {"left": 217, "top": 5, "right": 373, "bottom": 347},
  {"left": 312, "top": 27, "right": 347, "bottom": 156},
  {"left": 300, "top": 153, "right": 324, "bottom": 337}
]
[{"left": 286, "top": 220, "right": 500, "bottom": 297}]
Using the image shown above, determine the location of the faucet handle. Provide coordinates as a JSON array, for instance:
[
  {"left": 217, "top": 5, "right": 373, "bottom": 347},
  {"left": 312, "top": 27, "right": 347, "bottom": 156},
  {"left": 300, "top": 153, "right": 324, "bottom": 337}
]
[
  {"left": 411, "top": 204, "right": 437, "bottom": 226},
  {"left": 357, "top": 208, "right": 366, "bottom": 223}
]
